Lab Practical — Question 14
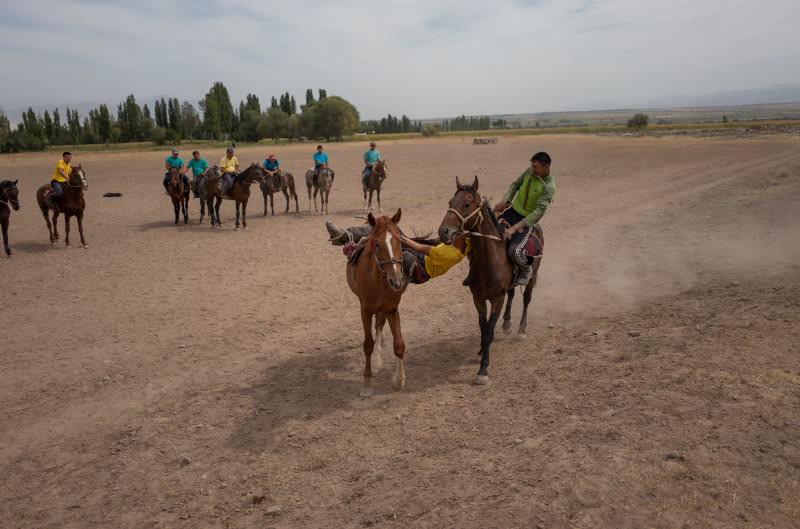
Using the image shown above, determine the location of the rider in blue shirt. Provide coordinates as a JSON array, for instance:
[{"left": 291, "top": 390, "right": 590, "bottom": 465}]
[
  {"left": 363, "top": 141, "right": 380, "bottom": 188},
  {"left": 313, "top": 145, "right": 332, "bottom": 185},
  {"left": 262, "top": 154, "right": 281, "bottom": 185},
  {"left": 163, "top": 149, "right": 189, "bottom": 193}
]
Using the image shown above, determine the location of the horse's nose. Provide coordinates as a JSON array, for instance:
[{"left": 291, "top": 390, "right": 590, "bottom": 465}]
[{"left": 438, "top": 226, "right": 453, "bottom": 244}]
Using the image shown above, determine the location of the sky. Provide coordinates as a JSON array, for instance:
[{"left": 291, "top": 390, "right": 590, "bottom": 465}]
[{"left": 1, "top": 0, "right": 799, "bottom": 120}]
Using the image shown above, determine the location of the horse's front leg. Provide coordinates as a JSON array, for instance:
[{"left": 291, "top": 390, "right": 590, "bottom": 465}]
[
  {"left": 269, "top": 193, "right": 275, "bottom": 216},
  {"left": 502, "top": 288, "right": 516, "bottom": 334},
  {"left": 313, "top": 187, "right": 319, "bottom": 212},
  {"left": 376, "top": 188, "right": 382, "bottom": 214},
  {"left": 235, "top": 201, "right": 241, "bottom": 231},
  {"left": 64, "top": 214, "right": 72, "bottom": 248},
  {"left": 52, "top": 210, "right": 60, "bottom": 241},
  {"left": 76, "top": 210, "right": 88, "bottom": 248},
  {"left": 363, "top": 185, "right": 368, "bottom": 210},
  {"left": 2, "top": 217, "right": 10, "bottom": 256},
  {"left": 386, "top": 308, "right": 406, "bottom": 391},
  {"left": 200, "top": 197, "right": 205, "bottom": 224},
  {"left": 360, "top": 307, "right": 375, "bottom": 397},
  {"left": 183, "top": 196, "right": 189, "bottom": 224},
  {"left": 282, "top": 188, "right": 289, "bottom": 213},
  {"left": 241, "top": 199, "right": 248, "bottom": 230},
  {"left": 214, "top": 197, "right": 222, "bottom": 225},
  {"left": 475, "top": 295, "right": 504, "bottom": 385},
  {"left": 306, "top": 185, "right": 312, "bottom": 212},
  {"left": 173, "top": 198, "right": 180, "bottom": 224}
]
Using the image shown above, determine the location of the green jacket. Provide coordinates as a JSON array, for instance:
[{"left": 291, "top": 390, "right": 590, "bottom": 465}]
[{"left": 503, "top": 168, "right": 555, "bottom": 226}]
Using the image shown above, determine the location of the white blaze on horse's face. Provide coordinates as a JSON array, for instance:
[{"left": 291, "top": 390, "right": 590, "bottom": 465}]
[
  {"left": 77, "top": 169, "right": 88, "bottom": 188},
  {"left": 385, "top": 231, "right": 400, "bottom": 275}
]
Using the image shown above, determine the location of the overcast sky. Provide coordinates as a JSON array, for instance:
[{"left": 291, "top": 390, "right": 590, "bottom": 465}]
[{"left": 1, "top": 0, "right": 799, "bottom": 119}]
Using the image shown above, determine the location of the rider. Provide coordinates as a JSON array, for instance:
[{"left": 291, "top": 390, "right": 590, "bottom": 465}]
[
  {"left": 313, "top": 144, "right": 330, "bottom": 186},
  {"left": 186, "top": 150, "right": 208, "bottom": 197},
  {"left": 49, "top": 151, "right": 72, "bottom": 206},
  {"left": 325, "top": 221, "right": 471, "bottom": 285},
  {"left": 220, "top": 147, "right": 239, "bottom": 192},
  {"left": 163, "top": 149, "right": 189, "bottom": 194},
  {"left": 493, "top": 151, "right": 555, "bottom": 286},
  {"left": 362, "top": 141, "right": 381, "bottom": 188},
  {"left": 262, "top": 154, "right": 280, "bottom": 185}
]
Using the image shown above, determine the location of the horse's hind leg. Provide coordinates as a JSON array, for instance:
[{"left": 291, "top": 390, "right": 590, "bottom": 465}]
[
  {"left": 214, "top": 197, "right": 222, "bottom": 225},
  {"left": 173, "top": 199, "right": 180, "bottom": 224},
  {"left": 52, "top": 211, "right": 60, "bottom": 241},
  {"left": 183, "top": 197, "right": 189, "bottom": 224},
  {"left": 76, "top": 210, "right": 88, "bottom": 248},
  {"left": 502, "top": 288, "right": 515, "bottom": 334},
  {"left": 517, "top": 271, "right": 538, "bottom": 340},
  {"left": 282, "top": 188, "right": 289, "bottom": 213},
  {"left": 269, "top": 194, "right": 275, "bottom": 216},
  {"left": 372, "top": 313, "right": 386, "bottom": 372},
  {"left": 363, "top": 186, "right": 368, "bottom": 210},
  {"left": 199, "top": 198, "right": 205, "bottom": 224},
  {"left": 376, "top": 188, "right": 382, "bottom": 214},
  {"left": 360, "top": 308, "right": 376, "bottom": 397},
  {"left": 40, "top": 206, "right": 55, "bottom": 244},
  {"left": 386, "top": 309, "right": 406, "bottom": 391},
  {"left": 291, "top": 184, "right": 299, "bottom": 212}
]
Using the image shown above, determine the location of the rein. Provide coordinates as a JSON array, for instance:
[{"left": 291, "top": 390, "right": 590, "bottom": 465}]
[
  {"left": 448, "top": 198, "right": 503, "bottom": 242},
  {"left": 370, "top": 237, "right": 403, "bottom": 279}
]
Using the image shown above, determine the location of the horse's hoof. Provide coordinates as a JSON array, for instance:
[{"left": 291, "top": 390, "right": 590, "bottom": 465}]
[
  {"left": 359, "top": 386, "right": 374, "bottom": 398},
  {"left": 81, "top": 244, "right": 89, "bottom": 249},
  {"left": 502, "top": 325, "right": 512, "bottom": 335},
  {"left": 515, "top": 333, "right": 527, "bottom": 342},
  {"left": 65, "top": 244, "right": 71, "bottom": 249},
  {"left": 392, "top": 376, "right": 405, "bottom": 391},
  {"left": 474, "top": 375, "right": 489, "bottom": 385}
]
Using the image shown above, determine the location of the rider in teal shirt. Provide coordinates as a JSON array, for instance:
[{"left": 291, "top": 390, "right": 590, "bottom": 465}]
[
  {"left": 363, "top": 141, "right": 380, "bottom": 187},
  {"left": 186, "top": 150, "right": 209, "bottom": 197},
  {"left": 313, "top": 145, "right": 332, "bottom": 185},
  {"left": 163, "top": 149, "right": 188, "bottom": 193}
]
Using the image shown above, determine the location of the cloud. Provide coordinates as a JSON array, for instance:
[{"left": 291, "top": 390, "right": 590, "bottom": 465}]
[{"left": 1, "top": 0, "right": 799, "bottom": 119}]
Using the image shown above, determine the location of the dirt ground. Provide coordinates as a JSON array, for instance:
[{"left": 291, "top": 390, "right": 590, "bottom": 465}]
[{"left": 1, "top": 134, "right": 799, "bottom": 528}]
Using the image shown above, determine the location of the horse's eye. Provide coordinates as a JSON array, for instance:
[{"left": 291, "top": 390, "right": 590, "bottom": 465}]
[{"left": 464, "top": 203, "right": 472, "bottom": 209}]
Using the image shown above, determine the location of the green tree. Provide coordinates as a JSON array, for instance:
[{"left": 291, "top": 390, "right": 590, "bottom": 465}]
[
  {"left": 43, "top": 110, "right": 55, "bottom": 144},
  {"left": 53, "top": 108, "right": 63, "bottom": 140},
  {"left": 270, "top": 96, "right": 279, "bottom": 109},
  {"left": 311, "top": 95, "right": 358, "bottom": 140},
  {"left": 627, "top": 113, "right": 649, "bottom": 130},
  {"left": 201, "top": 82, "right": 234, "bottom": 138},
  {"left": 179, "top": 101, "right": 200, "bottom": 139},
  {"left": 257, "top": 107, "right": 290, "bottom": 143},
  {"left": 0, "top": 106, "right": 10, "bottom": 148},
  {"left": 97, "top": 104, "right": 112, "bottom": 142},
  {"left": 318, "top": 89, "right": 327, "bottom": 100},
  {"left": 238, "top": 109, "right": 263, "bottom": 142},
  {"left": 305, "top": 88, "right": 315, "bottom": 105}
]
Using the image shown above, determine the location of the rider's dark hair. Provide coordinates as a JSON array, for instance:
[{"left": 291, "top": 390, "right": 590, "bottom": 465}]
[
  {"left": 62, "top": 151, "right": 72, "bottom": 157},
  {"left": 316, "top": 145, "right": 323, "bottom": 149},
  {"left": 530, "top": 152, "right": 551, "bottom": 165}
]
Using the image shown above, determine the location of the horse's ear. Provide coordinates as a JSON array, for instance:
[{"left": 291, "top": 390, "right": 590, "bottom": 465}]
[
  {"left": 13, "top": 179, "right": 18, "bottom": 184},
  {"left": 391, "top": 208, "right": 401, "bottom": 225},
  {"left": 367, "top": 213, "right": 376, "bottom": 227},
  {"left": 472, "top": 176, "right": 479, "bottom": 192},
  {"left": 456, "top": 176, "right": 462, "bottom": 189}
]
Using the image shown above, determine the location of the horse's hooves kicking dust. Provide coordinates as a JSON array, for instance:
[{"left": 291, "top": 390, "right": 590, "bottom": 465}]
[{"left": 474, "top": 375, "right": 489, "bottom": 385}]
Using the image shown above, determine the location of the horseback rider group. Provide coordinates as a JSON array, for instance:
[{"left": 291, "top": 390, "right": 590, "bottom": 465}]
[{"left": 327, "top": 151, "right": 555, "bottom": 287}]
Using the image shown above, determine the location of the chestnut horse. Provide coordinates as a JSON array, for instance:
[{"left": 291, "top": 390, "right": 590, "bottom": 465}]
[
  {"left": 167, "top": 166, "right": 189, "bottom": 224},
  {"left": 36, "top": 165, "right": 88, "bottom": 248},
  {"left": 438, "top": 176, "right": 542, "bottom": 385},
  {"left": 305, "top": 165, "right": 333, "bottom": 214},
  {"left": 346, "top": 209, "right": 406, "bottom": 397},
  {"left": 363, "top": 159, "right": 388, "bottom": 213},
  {"left": 199, "top": 164, "right": 264, "bottom": 230},
  {"left": 1, "top": 180, "right": 21, "bottom": 256},
  {"left": 260, "top": 169, "right": 299, "bottom": 215}
]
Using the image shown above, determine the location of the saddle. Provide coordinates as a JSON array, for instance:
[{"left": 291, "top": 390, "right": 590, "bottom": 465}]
[{"left": 42, "top": 188, "right": 55, "bottom": 199}]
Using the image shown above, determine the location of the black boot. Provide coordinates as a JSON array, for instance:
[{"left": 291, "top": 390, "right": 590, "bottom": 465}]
[{"left": 513, "top": 264, "right": 533, "bottom": 286}]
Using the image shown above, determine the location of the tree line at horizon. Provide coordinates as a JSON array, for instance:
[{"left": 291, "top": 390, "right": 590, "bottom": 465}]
[{"left": 0, "top": 82, "right": 501, "bottom": 153}]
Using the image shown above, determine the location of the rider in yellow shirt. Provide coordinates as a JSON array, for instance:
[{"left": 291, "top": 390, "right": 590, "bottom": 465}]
[
  {"left": 325, "top": 221, "right": 470, "bottom": 284},
  {"left": 220, "top": 147, "right": 239, "bottom": 191},
  {"left": 49, "top": 151, "right": 72, "bottom": 205}
]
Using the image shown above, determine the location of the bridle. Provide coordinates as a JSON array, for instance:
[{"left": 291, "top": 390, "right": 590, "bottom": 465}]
[
  {"left": 66, "top": 170, "right": 88, "bottom": 189},
  {"left": 373, "top": 161, "right": 387, "bottom": 178},
  {"left": 446, "top": 189, "right": 503, "bottom": 241},
  {"left": 0, "top": 184, "right": 18, "bottom": 207},
  {"left": 370, "top": 236, "right": 403, "bottom": 280}
]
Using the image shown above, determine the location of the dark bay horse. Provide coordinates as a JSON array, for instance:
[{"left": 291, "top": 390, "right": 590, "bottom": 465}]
[
  {"left": 260, "top": 169, "right": 299, "bottom": 215},
  {"left": 197, "top": 165, "right": 219, "bottom": 224},
  {"left": 305, "top": 165, "right": 333, "bottom": 214},
  {"left": 438, "top": 176, "right": 542, "bottom": 385},
  {"left": 167, "top": 166, "right": 189, "bottom": 224},
  {"left": 36, "top": 166, "right": 88, "bottom": 248},
  {"left": 200, "top": 164, "right": 264, "bottom": 230},
  {"left": 1, "top": 180, "right": 21, "bottom": 257},
  {"left": 363, "top": 159, "right": 388, "bottom": 213},
  {"left": 346, "top": 209, "right": 406, "bottom": 397}
]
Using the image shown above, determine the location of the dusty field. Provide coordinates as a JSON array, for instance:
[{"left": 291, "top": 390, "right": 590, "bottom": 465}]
[{"left": 1, "top": 134, "right": 799, "bottom": 528}]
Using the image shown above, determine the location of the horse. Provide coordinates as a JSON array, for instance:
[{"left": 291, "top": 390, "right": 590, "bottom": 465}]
[
  {"left": 363, "top": 159, "right": 388, "bottom": 213},
  {"left": 0, "top": 180, "right": 21, "bottom": 257},
  {"left": 304, "top": 165, "right": 333, "bottom": 214},
  {"left": 346, "top": 209, "right": 407, "bottom": 397},
  {"left": 260, "top": 169, "right": 299, "bottom": 215},
  {"left": 167, "top": 166, "right": 189, "bottom": 224},
  {"left": 200, "top": 164, "right": 264, "bottom": 230},
  {"left": 438, "top": 176, "right": 542, "bottom": 385},
  {"left": 196, "top": 165, "right": 219, "bottom": 224},
  {"left": 36, "top": 165, "right": 88, "bottom": 249}
]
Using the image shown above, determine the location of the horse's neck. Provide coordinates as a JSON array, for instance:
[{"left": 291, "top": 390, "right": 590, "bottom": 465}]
[{"left": 474, "top": 203, "right": 500, "bottom": 238}]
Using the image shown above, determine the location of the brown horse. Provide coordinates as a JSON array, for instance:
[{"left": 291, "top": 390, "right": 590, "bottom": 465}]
[
  {"left": 363, "top": 159, "right": 388, "bottom": 213},
  {"left": 260, "top": 169, "right": 299, "bottom": 215},
  {"left": 36, "top": 165, "right": 88, "bottom": 248},
  {"left": 346, "top": 209, "right": 406, "bottom": 397},
  {"left": 438, "top": 176, "right": 542, "bottom": 385},
  {"left": 1, "top": 180, "right": 21, "bottom": 257},
  {"left": 305, "top": 165, "right": 333, "bottom": 214},
  {"left": 199, "top": 164, "right": 264, "bottom": 230},
  {"left": 167, "top": 166, "right": 189, "bottom": 224}
]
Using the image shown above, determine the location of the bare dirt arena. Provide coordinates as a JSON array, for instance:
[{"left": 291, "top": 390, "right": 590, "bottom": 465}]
[{"left": 1, "top": 134, "right": 799, "bottom": 528}]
